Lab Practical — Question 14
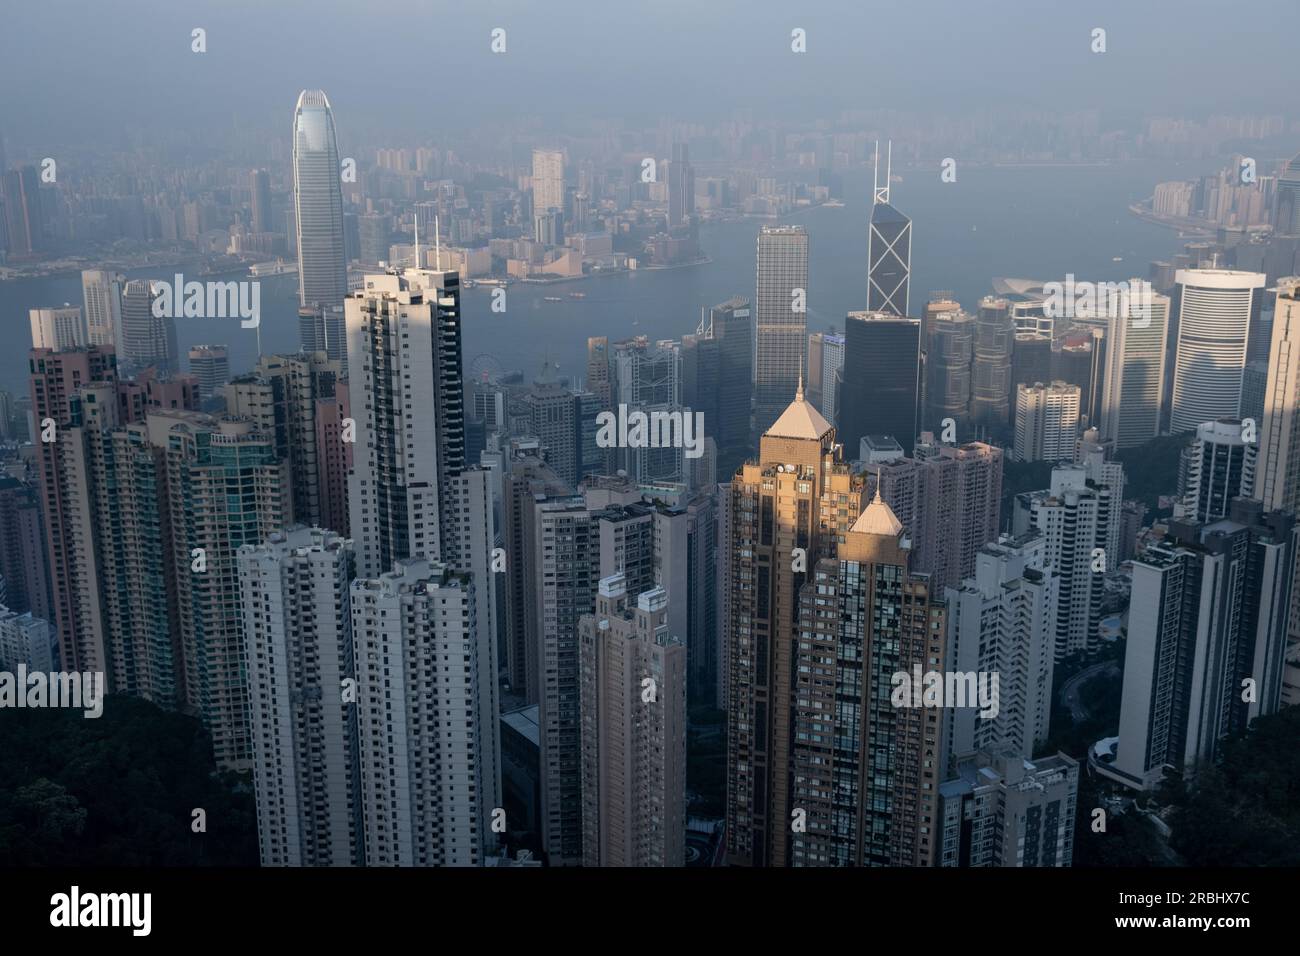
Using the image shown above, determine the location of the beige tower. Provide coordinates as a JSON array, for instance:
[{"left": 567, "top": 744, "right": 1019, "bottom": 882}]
[
  {"left": 792, "top": 489, "right": 948, "bottom": 866},
  {"left": 578, "top": 575, "right": 687, "bottom": 867},
  {"left": 724, "top": 382, "right": 863, "bottom": 866}
]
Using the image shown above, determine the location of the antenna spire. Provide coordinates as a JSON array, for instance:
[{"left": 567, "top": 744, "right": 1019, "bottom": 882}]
[
  {"left": 873, "top": 139, "right": 890, "bottom": 205},
  {"left": 434, "top": 214, "right": 442, "bottom": 270},
  {"left": 413, "top": 214, "right": 421, "bottom": 269}
]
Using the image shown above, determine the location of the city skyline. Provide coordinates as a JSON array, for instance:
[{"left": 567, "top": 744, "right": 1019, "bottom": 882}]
[{"left": 2, "top": 6, "right": 1300, "bottom": 920}]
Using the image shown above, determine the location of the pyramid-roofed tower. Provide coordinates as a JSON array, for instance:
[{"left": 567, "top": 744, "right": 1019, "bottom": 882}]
[
  {"left": 851, "top": 484, "right": 904, "bottom": 537},
  {"left": 765, "top": 376, "right": 833, "bottom": 441}
]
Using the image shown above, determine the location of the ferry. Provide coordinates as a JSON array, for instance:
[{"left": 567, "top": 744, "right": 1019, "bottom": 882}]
[
  {"left": 543, "top": 296, "right": 563, "bottom": 303},
  {"left": 249, "top": 258, "right": 298, "bottom": 277},
  {"left": 568, "top": 291, "right": 587, "bottom": 298}
]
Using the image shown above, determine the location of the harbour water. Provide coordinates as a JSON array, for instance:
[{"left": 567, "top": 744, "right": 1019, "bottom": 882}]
[{"left": 0, "top": 160, "right": 1190, "bottom": 396}]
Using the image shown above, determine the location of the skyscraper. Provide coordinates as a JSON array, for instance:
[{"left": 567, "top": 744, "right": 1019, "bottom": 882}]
[
  {"left": 2, "top": 165, "right": 43, "bottom": 257},
  {"left": 344, "top": 264, "right": 499, "bottom": 824},
  {"left": 866, "top": 143, "right": 912, "bottom": 317},
  {"left": 532, "top": 148, "right": 565, "bottom": 238},
  {"left": 522, "top": 380, "right": 579, "bottom": 488},
  {"left": 1014, "top": 458, "right": 1122, "bottom": 660},
  {"left": 346, "top": 270, "right": 465, "bottom": 577},
  {"left": 837, "top": 310, "right": 921, "bottom": 456},
  {"left": 791, "top": 488, "right": 947, "bottom": 866},
  {"left": 1170, "top": 269, "right": 1266, "bottom": 433},
  {"left": 0, "top": 476, "right": 51, "bottom": 621},
  {"left": 238, "top": 527, "right": 362, "bottom": 867},
  {"left": 945, "top": 532, "right": 1058, "bottom": 759},
  {"left": 926, "top": 307, "right": 974, "bottom": 434},
  {"left": 1274, "top": 152, "right": 1300, "bottom": 236},
  {"left": 1181, "top": 418, "right": 1257, "bottom": 523},
  {"left": 250, "top": 168, "right": 273, "bottom": 234},
  {"left": 28, "top": 307, "right": 87, "bottom": 351},
  {"left": 707, "top": 296, "right": 754, "bottom": 476},
  {"left": 666, "top": 142, "right": 695, "bottom": 230},
  {"left": 1100, "top": 288, "right": 1170, "bottom": 449},
  {"left": 500, "top": 439, "right": 572, "bottom": 697},
  {"left": 29, "top": 345, "right": 120, "bottom": 672},
  {"left": 586, "top": 335, "right": 611, "bottom": 409},
  {"left": 1105, "top": 502, "right": 1296, "bottom": 790},
  {"left": 863, "top": 436, "right": 1003, "bottom": 597},
  {"left": 1014, "top": 381, "right": 1081, "bottom": 463},
  {"left": 724, "top": 386, "right": 862, "bottom": 867},
  {"left": 1009, "top": 333, "right": 1052, "bottom": 401},
  {"left": 119, "top": 280, "right": 178, "bottom": 374},
  {"left": 225, "top": 351, "right": 340, "bottom": 527},
  {"left": 293, "top": 90, "right": 348, "bottom": 349},
  {"left": 187, "top": 345, "right": 230, "bottom": 402},
  {"left": 939, "top": 748, "right": 1078, "bottom": 867},
  {"left": 807, "top": 330, "right": 845, "bottom": 425},
  {"left": 754, "top": 225, "right": 809, "bottom": 437},
  {"left": 168, "top": 416, "right": 289, "bottom": 769},
  {"left": 578, "top": 576, "right": 687, "bottom": 867},
  {"left": 1258, "top": 278, "right": 1300, "bottom": 653},
  {"left": 351, "top": 558, "right": 492, "bottom": 865},
  {"left": 970, "top": 297, "right": 1014, "bottom": 428},
  {"left": 80, "top": 270, "right": 122, "bottom": 349},
  {"left": 533, "top": 497, "right": 599, "bottom": 865}
]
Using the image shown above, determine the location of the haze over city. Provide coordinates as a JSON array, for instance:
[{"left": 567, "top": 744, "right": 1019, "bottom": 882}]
[{"left": 0, "top": 0, "right": 1295, "bottom": 939}]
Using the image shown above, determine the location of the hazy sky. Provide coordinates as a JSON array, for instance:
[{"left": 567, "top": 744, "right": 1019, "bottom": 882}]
[{"left": 2, "top": 0, "right": 1296, "bottom": 145}]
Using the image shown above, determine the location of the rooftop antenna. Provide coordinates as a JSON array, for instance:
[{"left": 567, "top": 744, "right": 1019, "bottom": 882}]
[
  {"left": 413, "top": 213, "right": 421, "bottom": 269},
  {"left": 874, "top": 139, "right": 892, "bottom": 205},
  {"left": 434, "top": 214, "right": 442, "bottom": 270}
]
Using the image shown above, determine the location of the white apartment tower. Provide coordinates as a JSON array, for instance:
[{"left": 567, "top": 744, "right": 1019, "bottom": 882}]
[
  {"left": 238, "top": 527, "right": 362, "bottom": 867},
  {"left": 351, "top": 559, "right": 488, "bottom": 865},
  {"left": 1181, "top": 418, "right": 1257, "bottom": 523},
  {"left": 944, "top": 532, "right": 1059, "bottom": 762},
  {"left": 345, "top": 264, "right": 501, "bottom": 844},
  {"left": 1014, "top": 381, "right": 1081, "bottom": 463}
]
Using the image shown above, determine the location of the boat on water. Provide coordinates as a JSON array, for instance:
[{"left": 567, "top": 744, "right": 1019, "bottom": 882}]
[
  {"left": 249, "top": 259, "right": 298, "bottom": 277},
  {"left": 823, "top": 199, "right": 846, "bottom": 208},
  {"left": 568, "top": 291, "right": 586, "bottom": 298},
  {"left": 543, "top": 296, "right": 563, "bottom": 302}
]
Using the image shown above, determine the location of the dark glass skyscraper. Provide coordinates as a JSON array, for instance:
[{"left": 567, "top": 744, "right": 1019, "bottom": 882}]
[
  {"left": 708, "top": 296, "right": 754, "bottom": 477},
  {"left": 971, "top": 297, "right": 1015, "bottom": 428},
  {"left": 667, "top": 142, "right": 695, "bottom": 229},
  {"left": 837, "top": 310, "right": 921, "bottom": 457},
  {"left": 2, "top": 165, "right": 44, "bottom": 257}
]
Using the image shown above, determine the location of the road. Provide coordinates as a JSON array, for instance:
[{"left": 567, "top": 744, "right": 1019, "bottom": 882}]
[{"left": 1060, "top": 661, "right": 1120, "bottom": 722}]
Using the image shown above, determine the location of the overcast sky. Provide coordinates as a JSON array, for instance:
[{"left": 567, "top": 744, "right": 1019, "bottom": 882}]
[{"left": 2, "top": 0, "right": 1295, "bottom": 146}]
